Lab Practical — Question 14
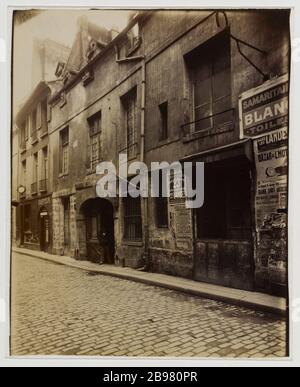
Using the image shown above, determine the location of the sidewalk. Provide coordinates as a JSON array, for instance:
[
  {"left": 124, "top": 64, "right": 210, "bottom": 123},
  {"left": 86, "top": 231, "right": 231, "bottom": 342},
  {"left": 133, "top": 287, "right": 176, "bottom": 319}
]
[{"left": 12, "top": 247, "right": 287, "bottom": 316}]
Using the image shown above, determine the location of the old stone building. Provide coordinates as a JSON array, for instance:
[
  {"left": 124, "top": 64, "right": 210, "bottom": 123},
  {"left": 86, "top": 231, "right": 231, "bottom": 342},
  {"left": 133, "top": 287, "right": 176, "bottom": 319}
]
[
  {"left": 14, "top": 10, "right": 290, "bottom": 296},
  {"left": 14, "top": 40, "right": 70, "bottom": 252}
]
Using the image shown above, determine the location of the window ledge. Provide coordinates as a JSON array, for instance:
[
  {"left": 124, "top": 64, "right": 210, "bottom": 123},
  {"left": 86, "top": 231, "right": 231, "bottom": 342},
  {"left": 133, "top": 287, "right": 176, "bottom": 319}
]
[
  {"left": 158, "top": 138, "right": 170, "bottom": 145},
  {"left": 40, "top": 131, "right": 48, "bottom": 139},
  {"left": 126, "top": 36, "right": 142, "bottom": 57},
  {"left": 122, "top": 240, "right": 143, "bottom": 247},
  {"left": 86, "top": 168, "right": 96, "bottom": 176},
  {"left": 58, "top": 173, "right": 69, "bottom": 178},
  {"left": 182, "top": 122, "right": 234, "bottom": 143},
  {"left": 31, "top": 138, "right": 38, "bottom": 145}
]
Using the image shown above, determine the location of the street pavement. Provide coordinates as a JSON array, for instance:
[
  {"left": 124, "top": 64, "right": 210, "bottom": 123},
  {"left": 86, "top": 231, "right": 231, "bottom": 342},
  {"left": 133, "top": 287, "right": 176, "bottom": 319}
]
[{"left": 11, "top": 252, "right": 287, "bottom": 358}]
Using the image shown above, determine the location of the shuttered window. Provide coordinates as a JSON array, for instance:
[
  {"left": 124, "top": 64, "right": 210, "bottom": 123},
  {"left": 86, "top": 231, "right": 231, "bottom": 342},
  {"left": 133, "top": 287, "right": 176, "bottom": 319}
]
[{"left": 190, "top": 32, "right": 231, "bottom": 133}]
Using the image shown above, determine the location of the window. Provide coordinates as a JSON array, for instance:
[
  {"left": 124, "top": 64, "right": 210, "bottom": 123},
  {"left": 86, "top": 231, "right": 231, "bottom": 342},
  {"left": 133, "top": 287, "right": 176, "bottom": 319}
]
[
  {"left": 40, "top": 147, "right": 48, "bottom": 192},
  {"left": 159, "top": 102, "right": 168, "bottom": 141},
  {"left": 60, "top": 127, "right": 69, "bottom": 175},
  {"left": 19, "top": 121, "right": 26, "bottom": 149},
  {"left": 87, "top": 112, "right": 102, "bottom": 170},
  {"left": 123, "top": 88, "right": 137, "bottom": 159},
  {"left": 187, "top": 32, "right": 231, "bottom": 133},
  {"left": 126, "top": 22, "right": 141, "bottom": 55},
  {"left": 195, "top": 158, "right": 251, "bottom": 241},
  {"left": 31, "top": 153, "right": 38, "bottom": 194},
  {"left": 155, "top": 170, "right": 169, "bottom": 228},
  {"left": 40, "top": 99, "right": 48, "bottom": 136},
  {"left": 31, "top": 108, "right": 37, "bottom": 140},
  {"left": 124, "top": 197, "right": 142, "bottom": 241},
  {"left": 21, "top": 160, "right": 26, "bottom": 196}
]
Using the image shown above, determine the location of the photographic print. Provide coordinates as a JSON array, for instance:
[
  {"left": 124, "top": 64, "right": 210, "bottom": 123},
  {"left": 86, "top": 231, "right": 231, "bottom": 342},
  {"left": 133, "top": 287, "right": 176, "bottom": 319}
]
[{"left": 10, "top": 8, "right": 290, "bottom": 359}]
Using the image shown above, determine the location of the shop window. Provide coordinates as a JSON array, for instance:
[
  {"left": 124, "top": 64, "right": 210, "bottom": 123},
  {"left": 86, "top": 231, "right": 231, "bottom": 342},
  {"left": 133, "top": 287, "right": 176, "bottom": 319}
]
[
  {"left": 24, "top": 204, "right": 31, "bottom": 232},
  {"left": 124, "top": 196, "right": 142, "bottom": 241},
  {"left": 185, "top": 31, "right": 232, "bottom": 134},
  {"left": 195, "top": 158, "right": 252, "bottom": 241},
  {"left": 87, "top": 111, "right": 102, "bottom": 171},
  {"left": 159, "top": 101, "right": 168, "bottom": 141},
  {"left": 59, "top": 127, "right": 69, "bottom": 175}
]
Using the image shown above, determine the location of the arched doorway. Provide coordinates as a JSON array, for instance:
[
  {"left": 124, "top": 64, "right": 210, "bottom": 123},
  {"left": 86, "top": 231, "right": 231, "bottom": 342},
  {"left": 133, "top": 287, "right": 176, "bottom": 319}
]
[
  {"left": 39, "top": 207, "right": 50, "bottom": 252},
  {"left": 80, "top": 198, "right": 115, "bottom": 264}
]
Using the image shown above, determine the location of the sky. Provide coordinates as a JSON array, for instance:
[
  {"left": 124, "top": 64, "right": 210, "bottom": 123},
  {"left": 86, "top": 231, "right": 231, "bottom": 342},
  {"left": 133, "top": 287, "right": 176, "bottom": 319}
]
[{"left": 13, "top": 9, "right": 131, "bottom": 112}]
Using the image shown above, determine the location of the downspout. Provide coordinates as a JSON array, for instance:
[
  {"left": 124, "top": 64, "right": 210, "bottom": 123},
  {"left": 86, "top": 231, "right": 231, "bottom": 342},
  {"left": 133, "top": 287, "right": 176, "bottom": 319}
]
[
  {"left": 140, "top": 57, "right": 150, "bottom": 270},
  {"left": 116, "top": 51, "right": 149, "bottom": 270}
]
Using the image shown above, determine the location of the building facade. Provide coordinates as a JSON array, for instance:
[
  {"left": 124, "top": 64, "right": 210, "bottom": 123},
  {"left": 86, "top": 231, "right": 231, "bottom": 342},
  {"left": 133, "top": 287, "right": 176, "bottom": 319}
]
[{"left": 13, "top": 10, "right": 290, "bottom": 296}]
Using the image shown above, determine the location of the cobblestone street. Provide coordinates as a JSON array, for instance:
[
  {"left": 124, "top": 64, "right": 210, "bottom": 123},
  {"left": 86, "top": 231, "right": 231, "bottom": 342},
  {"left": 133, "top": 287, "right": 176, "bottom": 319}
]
[{"left": 11, "top": 252, "right": 287, "bottom": 358}]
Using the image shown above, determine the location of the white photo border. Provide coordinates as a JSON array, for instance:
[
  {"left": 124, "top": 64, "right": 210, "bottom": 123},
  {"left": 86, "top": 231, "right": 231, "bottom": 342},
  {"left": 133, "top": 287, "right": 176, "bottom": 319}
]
[{"left": 1, "top": 0, "right": 299, "bottom": 367}]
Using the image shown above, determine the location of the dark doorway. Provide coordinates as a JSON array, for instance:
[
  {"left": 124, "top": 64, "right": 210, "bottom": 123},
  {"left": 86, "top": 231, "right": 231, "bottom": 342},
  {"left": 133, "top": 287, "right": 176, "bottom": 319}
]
[
  {"left": 80, "top": 198, "right": 115, "bottom": 264},
  {"left": 39, "top": 207, "right": 50, "bottom": 252},
  {"left": 194, "top": 156, "right": 254, "bottom": 291}
]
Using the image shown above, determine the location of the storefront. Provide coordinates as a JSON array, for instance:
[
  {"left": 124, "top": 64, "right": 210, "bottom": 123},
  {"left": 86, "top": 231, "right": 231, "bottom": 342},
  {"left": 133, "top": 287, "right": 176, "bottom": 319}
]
[
  {"left": 18, "top": 196, "right": 52, "bottom": 253},
  {"left": 182, "top": 140, "right": 255, "bottom": 291}
]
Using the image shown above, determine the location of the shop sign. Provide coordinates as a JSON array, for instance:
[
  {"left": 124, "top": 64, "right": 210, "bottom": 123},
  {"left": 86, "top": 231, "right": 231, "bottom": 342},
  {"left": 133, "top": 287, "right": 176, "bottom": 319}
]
[{"left": 239, "top": 74, "right": 289, "bottom": 139}]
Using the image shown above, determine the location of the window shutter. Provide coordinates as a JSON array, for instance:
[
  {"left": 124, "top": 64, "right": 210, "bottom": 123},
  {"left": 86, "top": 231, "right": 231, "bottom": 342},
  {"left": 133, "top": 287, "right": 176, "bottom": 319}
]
[{"left": 37, "top": 102, "right": 42, "bottom": 130}]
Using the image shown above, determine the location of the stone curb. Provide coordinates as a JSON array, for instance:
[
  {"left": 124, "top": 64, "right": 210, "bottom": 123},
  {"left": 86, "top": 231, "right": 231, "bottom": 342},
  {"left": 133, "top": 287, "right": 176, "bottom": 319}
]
[{"left": 12, "top": 247, "right": 287, "bottom": 317}]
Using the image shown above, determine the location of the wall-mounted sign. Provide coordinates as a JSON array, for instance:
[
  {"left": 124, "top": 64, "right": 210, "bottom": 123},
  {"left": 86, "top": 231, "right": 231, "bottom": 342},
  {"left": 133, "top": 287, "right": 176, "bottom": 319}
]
[{"left": 239, "top": 74, "right": 289, "bottom": 139}]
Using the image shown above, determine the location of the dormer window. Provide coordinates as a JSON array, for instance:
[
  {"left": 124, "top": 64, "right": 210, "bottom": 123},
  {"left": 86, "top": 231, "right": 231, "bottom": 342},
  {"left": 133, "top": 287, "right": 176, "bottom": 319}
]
[
  {"left": 55, "top": 61, "right": 65, "bottom": 78},
  {"left": 126, "top": 23, "right": 142, "bottom": 56}
]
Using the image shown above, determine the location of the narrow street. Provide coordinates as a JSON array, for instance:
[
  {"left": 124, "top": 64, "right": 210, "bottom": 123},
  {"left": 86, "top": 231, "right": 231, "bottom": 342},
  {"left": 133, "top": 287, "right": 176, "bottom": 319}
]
[{"left": 11, "top": 252, "right": 287, "bottom": 358}]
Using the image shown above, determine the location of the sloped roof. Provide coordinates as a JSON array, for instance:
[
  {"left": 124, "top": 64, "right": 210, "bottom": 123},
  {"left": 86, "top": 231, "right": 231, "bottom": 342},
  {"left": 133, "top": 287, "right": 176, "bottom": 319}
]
[{"left": 63, "top": 17, "right": 112, "bottom": 74}]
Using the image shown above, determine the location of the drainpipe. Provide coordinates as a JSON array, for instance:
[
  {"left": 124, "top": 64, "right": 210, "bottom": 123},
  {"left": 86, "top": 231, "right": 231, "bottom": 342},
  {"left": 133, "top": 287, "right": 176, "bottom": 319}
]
[
  {"left": 140, "top": 58, "right": 150, "bottom": 270},
  {"left": 116, "top": 53, "right": 149, "bottom": 270}
]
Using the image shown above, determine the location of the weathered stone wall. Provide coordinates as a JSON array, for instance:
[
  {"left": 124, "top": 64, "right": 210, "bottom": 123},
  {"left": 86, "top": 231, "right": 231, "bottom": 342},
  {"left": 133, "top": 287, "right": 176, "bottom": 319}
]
[{"left": 46, "top": 10, "right": 289, "bottom": 294}]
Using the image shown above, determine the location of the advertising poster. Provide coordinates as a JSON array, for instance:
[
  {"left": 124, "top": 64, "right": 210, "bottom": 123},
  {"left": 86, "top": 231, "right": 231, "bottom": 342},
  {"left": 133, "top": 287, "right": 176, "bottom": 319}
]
[{"left": 239, "top": 75, "right": 289, "bottom": 272}]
